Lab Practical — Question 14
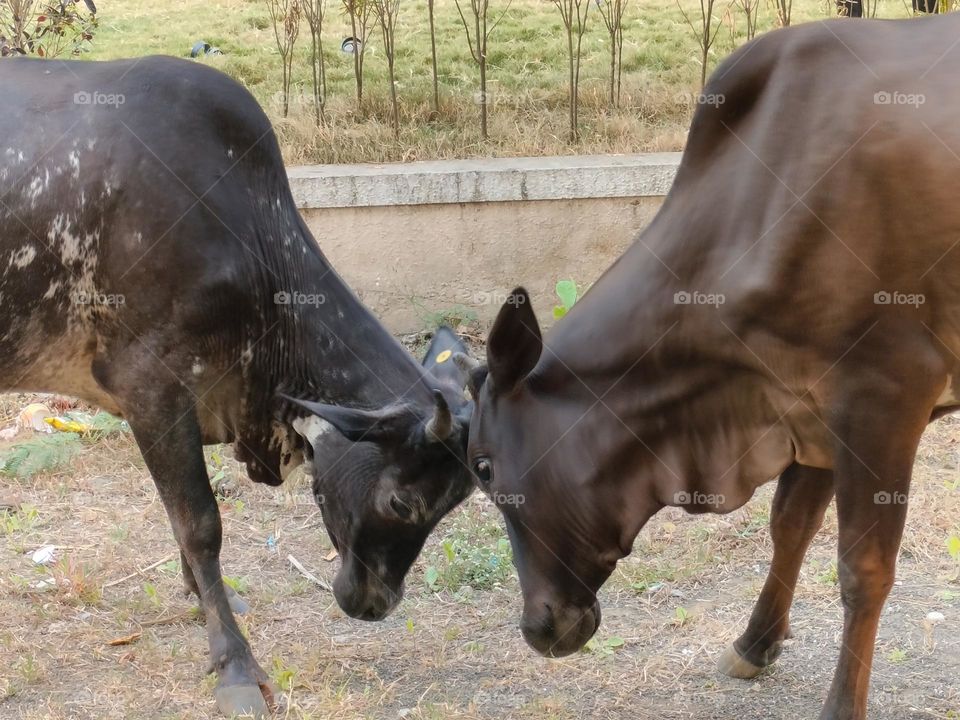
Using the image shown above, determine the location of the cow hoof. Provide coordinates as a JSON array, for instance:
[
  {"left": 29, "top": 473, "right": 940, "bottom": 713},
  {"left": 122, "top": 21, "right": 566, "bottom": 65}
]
[
  {"left": 214, "top": 684, "right": 270, "bottom": 719},
  {"left": 225, "top": 585, "right": 251, "bottom": 615},
  {"left": 717, "top": 644, "right": 765, "bottom": 679}
]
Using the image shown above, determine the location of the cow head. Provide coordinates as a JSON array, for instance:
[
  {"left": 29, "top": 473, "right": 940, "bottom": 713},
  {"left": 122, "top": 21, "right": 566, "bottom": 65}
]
[
  {"left": 286, "top": 328, "right": 474, "bottom": 621},
  {"left": 466, "top": 289, "right": 621, "bottom": 657}
]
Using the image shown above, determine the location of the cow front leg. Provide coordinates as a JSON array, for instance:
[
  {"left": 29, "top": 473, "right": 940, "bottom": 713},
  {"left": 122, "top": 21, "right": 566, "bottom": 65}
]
[
  {"left": 124, "top": 390, "right": 273, "bottom": 718},
  {"left": 718, "top": 463, "right": 834, "bottom": 679},
  {"left": 181, "top": 550, "right": 251, "bottom": 615}
]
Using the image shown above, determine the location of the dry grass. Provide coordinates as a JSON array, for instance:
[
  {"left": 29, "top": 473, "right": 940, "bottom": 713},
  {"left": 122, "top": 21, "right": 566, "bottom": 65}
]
[
  {"left": 0, "top": 392, "right": 958, "bottom": 719},
  {"left": 76, "top": 0, "right": 922, "bottom": 164}
]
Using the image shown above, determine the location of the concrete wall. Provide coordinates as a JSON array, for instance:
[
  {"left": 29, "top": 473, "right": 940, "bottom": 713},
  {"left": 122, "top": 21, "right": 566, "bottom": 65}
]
[{"left": 289, "top": 154, "right": 682, "bottom": 332}]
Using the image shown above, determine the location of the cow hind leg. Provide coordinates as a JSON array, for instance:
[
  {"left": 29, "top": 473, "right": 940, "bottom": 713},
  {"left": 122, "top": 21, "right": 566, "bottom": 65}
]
[
  {"left": 718, "top": 463, "right": 834, "bottom": 679},
  {"left": 817, "top": 341, "right": 943, "bottom": 720},
  {"left": 109, "top": 374, "right": 273, "bottom": 718}
]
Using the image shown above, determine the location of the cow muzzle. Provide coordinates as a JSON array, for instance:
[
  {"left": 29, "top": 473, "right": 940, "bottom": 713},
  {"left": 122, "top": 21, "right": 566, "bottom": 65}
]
[
  {"left": 520, "top": 597, "right": 601, "bottom": 657},
  {"left": 333, "top": 566, "right": 404, "bottom": 621}
]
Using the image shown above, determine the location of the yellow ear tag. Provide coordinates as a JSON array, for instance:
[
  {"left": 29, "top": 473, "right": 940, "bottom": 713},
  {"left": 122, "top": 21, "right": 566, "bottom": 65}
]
[{"left": 435, "top": 350, "right": 452, "bottom": 364}]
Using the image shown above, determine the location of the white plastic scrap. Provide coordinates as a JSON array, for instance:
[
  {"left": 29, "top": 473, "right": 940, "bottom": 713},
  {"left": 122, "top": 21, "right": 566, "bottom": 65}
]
[{"left": 31, "top": 545, "right": 56, "bottom": 565}]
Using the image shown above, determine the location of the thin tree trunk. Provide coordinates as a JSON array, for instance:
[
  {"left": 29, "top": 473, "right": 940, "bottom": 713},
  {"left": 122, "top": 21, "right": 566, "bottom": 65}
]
[
  {"left": 477, "top": 7, "right": 487, "bottom": 140},
  {"left": 387, "top": 53, "right": 399, "bottom": 137},
  {"left": 615, "top": 24, "right": 623, "bottom": 106},
  {"left": 282, "top": 59, "right": 290, "bottom": 116},
  {"left": 700, "top": 43, "right": 708, "bottom": 89},
  {"left": 350, "top": 9, "right": 362, "bottom": 105},
  {"left": 310, "top": 25, "right": 323, "bottom": 125},
  {"left": 385, "top": 10, "right": 399, "bottom": 138},
  {"left": 311, "top": 38, "right": 319, "bottom": 125},
  {"left": 567, "top": 23, "right": 575, "bottom": 141},
  {"left": 573, "top": 23, "right": 585, "bottom": 140},
  {"left": 319, "top": 34, "right": 327, "bottom": 99},
  {"left": 608, "top": 40, "right": 615, "bottom": 107},
  {"left": 428, "top": 0, "right": 439, "bottom": 115},
  {"left": 479, "top": 53, "right": 487, "bottom": 139}
]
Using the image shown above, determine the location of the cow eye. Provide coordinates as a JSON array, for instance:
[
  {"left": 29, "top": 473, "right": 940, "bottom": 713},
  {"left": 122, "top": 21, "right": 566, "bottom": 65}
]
[
  {"left": 389, "top": 494, "right": 414, "bottom": 521},
  {"left": 472, "top": 458, "right": 493, "bottom": 485}
]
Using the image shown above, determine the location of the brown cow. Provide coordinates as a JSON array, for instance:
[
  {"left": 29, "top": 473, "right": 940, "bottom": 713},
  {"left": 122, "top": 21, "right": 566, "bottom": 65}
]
[{"left": 464, "top": 15, "right": 960, "bottom": 720}]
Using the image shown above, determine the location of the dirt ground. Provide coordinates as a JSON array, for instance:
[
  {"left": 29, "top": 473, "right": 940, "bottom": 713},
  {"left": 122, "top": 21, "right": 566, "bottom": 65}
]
[{"left": 0, "top": 393, "right": 958, "bottom": 720}]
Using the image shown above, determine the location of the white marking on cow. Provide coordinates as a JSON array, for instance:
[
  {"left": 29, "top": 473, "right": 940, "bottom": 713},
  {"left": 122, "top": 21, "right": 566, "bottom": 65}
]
[
  {"left": 68, "top": 151, "right": 80, "bottom": 180},
  {"left": 192, "top": 359, "right": 204, "bottom": 376},
  {"left": 227, "top": 148, "right": 235, "bottom": 159},
  {"left": 43, "top": 281, "right": 63, "bottom": 299},
  {"left": 9, "top": 246, "right": 37, "bottom": 269},
  {"left": 26, "top": 176, "right": 44, "bottom": 205},
  {"left": 273, "top": 421, "right": 306, "bottom": 481},
  {"left": 241, "top": 343, "right": 254, "bottom": 368},
  {"left": 292, "top": 415, "right": 334, "bottom": 445}
]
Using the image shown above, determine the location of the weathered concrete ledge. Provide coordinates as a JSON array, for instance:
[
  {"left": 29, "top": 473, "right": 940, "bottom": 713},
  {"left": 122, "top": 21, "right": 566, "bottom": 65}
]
[
  {"left": 288, "top": 153, "right": 682, "bottom": 209},
  {"left": 291, "top": 153, "right": 682, "bottom": 331}
]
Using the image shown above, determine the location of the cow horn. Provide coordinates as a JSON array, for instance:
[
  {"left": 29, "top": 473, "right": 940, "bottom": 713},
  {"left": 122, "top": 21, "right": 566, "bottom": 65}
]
[
  {"left": 452, "top": 352, "right": 479, "bottom": 374},
  {"left": 424, "top": 390, "right": 454, "bottom": 442}
]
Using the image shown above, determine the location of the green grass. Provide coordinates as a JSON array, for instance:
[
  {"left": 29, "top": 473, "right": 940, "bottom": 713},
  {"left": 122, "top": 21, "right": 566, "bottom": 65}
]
[
  {"left": 70, "top": 0, "right": 921, "bottom": 163},
  {"left": 422, "top": 503, "right": 514, "bottom": 594}
]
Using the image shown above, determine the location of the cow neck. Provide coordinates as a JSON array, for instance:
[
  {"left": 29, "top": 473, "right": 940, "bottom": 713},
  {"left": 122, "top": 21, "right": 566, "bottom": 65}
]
[
  {"left": 537, "top": 225, "right": 715, "bottom": 407},
  {"left": 530, "top": 222, "right": 781, "bottom": 548},
  {"left": 282, "top": 245, "right": 434, "bottom": 410}
]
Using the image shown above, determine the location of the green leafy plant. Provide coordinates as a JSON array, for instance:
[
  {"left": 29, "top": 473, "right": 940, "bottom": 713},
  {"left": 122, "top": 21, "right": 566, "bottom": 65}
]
[
  {"left": 553, "top": 279, "right": 579, "bottom": 319},
  {"left": 0, "top": 434, "right": 82, "bottom": 478},
  {"left": 271, "top": 657, "right": 298, "bottom": 691},
  {"left": 206, "top": 447, "right": 242, "bottom": 500},
  {"left": 142, "top": 582, "right": 161, "bottom": 608},
  {"left": 158, "top": 559, "right": 181, "bottom": 575},
  {"left": 947, "top": 534, "right": 960, "bottom": 563},
  {"left": 222, "top": 575, "right": 250, "bottom": 594},
  {"left": 0, "top": 0, "right": 98, "bottom": 58},
  {"left": 582, "top": 635, "right": 625, "bottom": 656},
  {"left": 82, "top": 412, "right": 130, "bottom": 440},
  {"left": 419, "top": 304, "right": 479, "bottom": 333},
  {"left": 887, "top": 647, "right": 907, "bottom": 664},
  {"left": 816, "top": 560, "right": 839, "bottom": 586},
  {"left": 423, "top": 515, "right": 513, "bottom": 593},
  {"left": 0, "top": 504, "right": 39, "bottom": 536}
]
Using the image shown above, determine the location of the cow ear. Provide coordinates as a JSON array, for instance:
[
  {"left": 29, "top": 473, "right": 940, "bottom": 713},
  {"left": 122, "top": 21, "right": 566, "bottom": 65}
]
[
  {"left": 281, "top": 395, "right": 416, "bottom": 444},
  {"left": 466, "top": 366, "right": 488, "bottom": 401},
  {"left": 486, "top": 287, "right": 541, "bottom": 394},
  {"left": 422, "top": 326, "right": 471, "bottom": 389}
]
